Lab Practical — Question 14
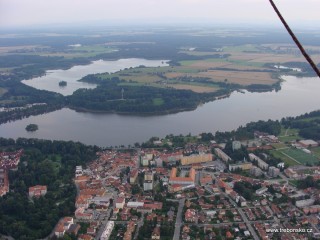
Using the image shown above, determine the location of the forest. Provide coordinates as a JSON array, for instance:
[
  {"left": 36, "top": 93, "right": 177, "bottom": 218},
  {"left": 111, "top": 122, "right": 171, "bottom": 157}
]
[
  {"left": 0, "top": 138, "right": 99, "bottom": 240},
  {"left": 282, "top": 110, "right": 320, "bottom": 140},
  {"left": 68, "top": 77, "right": 230, "bottom": 114}
]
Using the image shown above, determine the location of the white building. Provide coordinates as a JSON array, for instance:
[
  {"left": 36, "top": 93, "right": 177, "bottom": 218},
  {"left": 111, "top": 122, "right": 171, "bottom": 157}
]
[
  {"left": 296, "top": 199, "right": 315, "bottom": 208},
  {"left": 250, "top": 166, "right": 264, "bottom": 177},
  {"left": 299, "top": 139, "right": 318, "bottom": 148},
  {"left": 115, "top": 197, "right": 125, "bottom": 209},
  {"left": 214, "top": 148, "right": 232, "bottom": 162},
  {"left": 268, "top": 166, "right": 280, "bottom": 177},
  {"left": 249, "top": 153, "right": 269, "bottom": 170},
  {"left": 144, "top": 180, "right": 153, "bottom": 191},
  {"left": 232, "top": 141, "right": 242, "bottom": 151},
  {"left": 144, "top": 171, "right": 154, "bottom": 191},
  {"left": 127, "top": 201, "right": 144, "bottom": 208},
  {"left": 89, "top": 195, "right": 112, "bottom": 207},
  {"left": 75, "top": 166, "right": 83, "bottom": 177},
  {"left": 100, "top": 221, "right": 115, "bottom": 240},
  {"left": 256, "top": 187, "right": 268, "bottom": 195}
]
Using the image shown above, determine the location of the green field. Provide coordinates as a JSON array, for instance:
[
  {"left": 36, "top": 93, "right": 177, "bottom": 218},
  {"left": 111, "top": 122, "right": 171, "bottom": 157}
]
[
  {"left": 33, "top": 45, "right": 118, "bottom": 58},
  {"left": 153, "top": 98, "right": 164, "bottom": 106},
  {"left": 278, "top": 127, "right": 302, "bottom": 142},
  {"left": 270, "top": 149, "right": 299, "bottom": 166},
  {"left": 281, "top": 148, "right": 319, "bottom": 166},
  {"left": 99, "top": 65, "right": 220, "bottom": 93},
  {"left": 270, "top": 143, "right": 288, "bottom": 149},
  {"left": 311, "top": 147, "right": 320, "bottom": 158},
  {"left": 0, "top": 87, "right": 8, "bottom": 97},
  {"left": 223, "top": 44, "right": 260, "bottom": 52}
]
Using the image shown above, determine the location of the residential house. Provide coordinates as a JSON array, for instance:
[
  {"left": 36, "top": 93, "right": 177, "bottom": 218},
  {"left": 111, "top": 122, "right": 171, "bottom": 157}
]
[{"left": 29, "top": 185, "right": 47, "bottom": 198}]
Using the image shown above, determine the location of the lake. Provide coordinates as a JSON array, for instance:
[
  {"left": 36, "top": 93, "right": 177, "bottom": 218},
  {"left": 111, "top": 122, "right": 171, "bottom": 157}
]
[
  {"left": 1, "top": 74, "right": 320, "bottom": 147},
  {"left": 22, "top": 58, "right": 169, "bottom": 96}
]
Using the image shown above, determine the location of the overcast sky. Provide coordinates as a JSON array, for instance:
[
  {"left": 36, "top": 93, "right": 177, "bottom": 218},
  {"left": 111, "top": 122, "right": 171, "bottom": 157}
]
[{"left": 1, "top": 0, "right": 320, "bottom": 28}]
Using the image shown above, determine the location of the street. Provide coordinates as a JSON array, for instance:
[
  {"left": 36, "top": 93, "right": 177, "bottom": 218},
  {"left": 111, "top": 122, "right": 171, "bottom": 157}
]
[{"left": 173, "top": 198, "right": 185, "bottom": 240}]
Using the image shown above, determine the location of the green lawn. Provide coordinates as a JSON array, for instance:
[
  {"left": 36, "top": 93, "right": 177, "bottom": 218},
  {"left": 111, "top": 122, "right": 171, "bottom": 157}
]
[
  {"left": 269, "top": 149, "right": 300, "bottom": 166},
  {"left": 289, "top": 180, "right": 299, "bottom": 187},
  {"left": 270, "top": 143, "right": 288, "bottom": 149},
  {"left": 0, "top": 87, "right": 8, "bottom": 97},
  {"left": 311, "top": 147, "right": 320, "bottom": 158},
  {"left": 153, "top": 98, "right": 164, "bottom": 106},
  {"left": 281, "top": 148, "right": 319, "bottom": 166}
]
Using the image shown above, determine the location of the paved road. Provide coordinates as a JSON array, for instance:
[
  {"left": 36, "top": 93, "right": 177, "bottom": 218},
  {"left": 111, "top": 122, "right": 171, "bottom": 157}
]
[
  {"left": 237, "top": 208, "right": 260, "bottom": 240},
  {"left": 0, "top": 235, "right": 14, "bottom": 240},
  {"left": 133, "top": 214, "right": 144, "bottom": 240},
  {"left": 195, "top": 171, "right": 201, "bottom": 186},
  {"left": 173, "top": 198, "right": 185, "bottom": 240},
  {"left": 95, "top": 207, "right": 114, "bottom": 239}
]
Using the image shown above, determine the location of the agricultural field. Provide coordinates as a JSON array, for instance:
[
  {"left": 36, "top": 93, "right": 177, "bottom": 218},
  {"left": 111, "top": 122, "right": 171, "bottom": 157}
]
[
  {"left": 37, "top": 45, "right": 117, "bottom": 58},
  {"left": 100, "top": 44, "right": 292, "bottom": 93},
  {"left": 105, "top": 42, "right": 320, "bottom": 93},
  {"left": 0, "top": 44, "right": 117, "bottom": 58},
  {"left": 0, "top": 45, "right": 39, "bottom": 55}
]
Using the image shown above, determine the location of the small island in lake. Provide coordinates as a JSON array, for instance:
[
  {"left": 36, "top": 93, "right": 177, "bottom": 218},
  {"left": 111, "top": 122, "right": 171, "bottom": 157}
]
[
  {"left": 25, "top": 124, "right": 38, "bottom": 132},
  {"left": 59, "top": 81, "right": 67, "bottom": 87}
]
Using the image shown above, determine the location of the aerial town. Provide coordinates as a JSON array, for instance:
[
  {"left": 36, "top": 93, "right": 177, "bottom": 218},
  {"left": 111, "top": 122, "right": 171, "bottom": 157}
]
[{"left": 2, "top": 131, "right": 320, "bottom": 240}]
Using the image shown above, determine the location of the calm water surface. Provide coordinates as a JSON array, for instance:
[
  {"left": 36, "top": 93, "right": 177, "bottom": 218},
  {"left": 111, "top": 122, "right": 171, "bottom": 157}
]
[
  {"left": 1, "top": 75, "right": 320, "bottom": 147},
  {"left": 22, "top": 58, "right": 169, "bottom": 96}
]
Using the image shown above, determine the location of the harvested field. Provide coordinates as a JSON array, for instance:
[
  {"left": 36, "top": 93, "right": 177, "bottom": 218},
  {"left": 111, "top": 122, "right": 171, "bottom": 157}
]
[
  {"left": 187, "top": 61, "right": 230, "bottom": 69},
  {"left": 228, "top": 52, "right": 320, "bottom": 64},
  {"left": 168, "top": 84, "right": 219, "bottom": 93},
  {"left": 165, "top": 70, "right": 277, "bottom": 86},
  {"left": 117, "top": 74, "right": 163, "bottom": 83},
  {"left": 199, "top": 70, "right": 276, "bottom": 85},
  {"left": 0, "top": 45, "right": 39, "bottom": 54}
]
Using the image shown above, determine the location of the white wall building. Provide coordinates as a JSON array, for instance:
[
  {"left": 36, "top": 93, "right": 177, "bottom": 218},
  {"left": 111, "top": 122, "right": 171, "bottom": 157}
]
[
  {"left": 249, "top": 153, "right": 269, "bottom": 170},
  {"left": 214, "top": 148, "right": 231, "bottom": 162},
  {"left": 100, "top": 221, "right": 115, "bottom": 240}
]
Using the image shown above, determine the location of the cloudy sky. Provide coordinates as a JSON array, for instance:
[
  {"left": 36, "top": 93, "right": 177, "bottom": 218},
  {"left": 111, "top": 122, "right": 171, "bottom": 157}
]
[{"left": 1, "top": 0, "right": 319, "bottom": 28}]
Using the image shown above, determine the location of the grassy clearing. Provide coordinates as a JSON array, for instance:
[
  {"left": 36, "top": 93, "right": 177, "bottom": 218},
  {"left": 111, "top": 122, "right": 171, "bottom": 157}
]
[
  {"left": 168, "top": 83, "right": 219, "bottom": 93},
  {"left": 279, "top": 127, "right": 300, "bottom": 136},
  {"left": 153, "top": 98, "right": 164, "bottom": 106},
  {"left": 0, "top": 100, "right": 14, "bottom": 105},
  {"left": 289, "top": 180, "right": 299, "bottom": 187},
  {"left": 0, "top": 87, "right": 8, "bottom": 97},
  {"left": 278, "top": 127, "right": 301, "bottom": 142}
]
